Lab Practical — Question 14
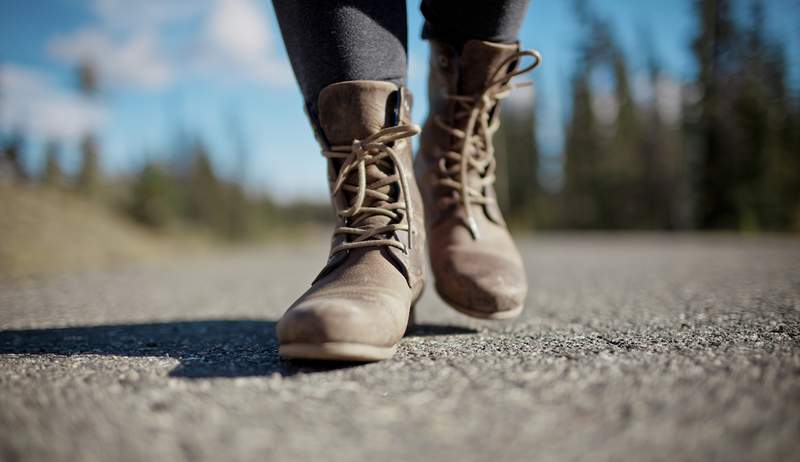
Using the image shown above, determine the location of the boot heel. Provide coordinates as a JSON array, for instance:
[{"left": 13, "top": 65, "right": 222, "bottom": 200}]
[{"left": 405, "top": 304, "right": 417, "bottom": 336}]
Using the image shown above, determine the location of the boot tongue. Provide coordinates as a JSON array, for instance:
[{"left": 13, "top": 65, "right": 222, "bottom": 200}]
[
  {"left": 458, "top": 40, "right": 519, "bottom": 96},
  {"left": 317, "top": 81, "right": 398, "bottom": 146},
  {"left": 317, "top": 81, "right": 402, "bottom": 231}
]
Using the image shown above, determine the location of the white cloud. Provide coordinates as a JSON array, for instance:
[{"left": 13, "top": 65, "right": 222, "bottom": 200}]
[
  {"left": 208, "top": 0, "right": 273, "bottom": 59},
  {"left": 89, "top": 0, "right": 208, "bottom": 31},
  {"left": 48, "top": 28, "right": 173, "bottom": 90},
  {"left": 0, "top": 64, "right": 106, "bottom": 140},
  {"left": 47, "top": 0, "right": 291, "bottom": 90},
  {"left": 197, "top": 0, "right": 292, "bottom": 85}
]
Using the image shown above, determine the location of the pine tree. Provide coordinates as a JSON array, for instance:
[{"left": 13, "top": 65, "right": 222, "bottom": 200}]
[
  {"left": 42, "top": 142, "right": 63, "bottom": 187},
  {"left": 562, "top": 73, "right": 601, "bottom": 228},
  {"left": 187, "top": 142, "right": 226, "bottom": 232},
  {"left": 638, "top": 31, "right": 689, "bottom": 229},
  {"left": 497, "top": 90, "right": 539, "bottom": 228},
  {"left": 691, "top": 0, "right": 797, "bottom": 230},
  {"left": 76, "top": 61, "right": 101, "bottom": 196},
  {"left": 77, "top": 134, "right": 100, "bottom": 195},
  {"left": 2, "top": 134, "right": 27, "bottom": 181},
  {"left": 690, "top": 0, "right": 739, "bottom": 228},
  {"left": 738, "top": 0, "right": 797, "bottom": 229},
  {"left": 130, "top": 163, "right": 175, "bottom": 228}
]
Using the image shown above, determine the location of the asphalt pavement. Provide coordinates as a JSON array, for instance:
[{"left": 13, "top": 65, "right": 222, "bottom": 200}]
[{"left": 1, "top": 234, "right": 798, "bottom": 461}]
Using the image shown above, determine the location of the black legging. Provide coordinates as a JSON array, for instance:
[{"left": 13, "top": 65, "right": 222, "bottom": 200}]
[{"left": 272, "top": 0, "right": 530, "bottom": 116}]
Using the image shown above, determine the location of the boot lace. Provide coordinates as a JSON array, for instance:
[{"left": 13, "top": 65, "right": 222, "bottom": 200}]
[
  {"left": 323, "top": 124, "right": 420, "bottom": 255},
  {"left": 434, "top": 49, "right": 542, "bottom": 238}
]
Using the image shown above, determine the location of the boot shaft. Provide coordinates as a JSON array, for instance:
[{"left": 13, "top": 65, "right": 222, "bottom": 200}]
[
  {"left": 315, "top": 81, "right": 413, "bottom": 147},
  {"left": 425, "top": 40, "right": 522, "bottom": 134},
  {"left": 309, "top": 81, "right": 426, "bottom": 291},
  {"left": 419, "top": 41, "right": 522, "bottom": 229}
]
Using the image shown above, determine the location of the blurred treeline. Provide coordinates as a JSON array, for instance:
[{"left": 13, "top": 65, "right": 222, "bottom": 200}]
[
  {"left": 1, "top": 124, "right": 330, "bottom": 240},
  {"left": 497, "top": 0, "right": 800, "bottom": 231},
  {"left": 2, "top": 0, "right": 798, "bottom": 238},
  {"left": 0, "top": 59, "right": 329, "bottom": 241},
  {"left": 123, "top": 139, "right": 330, "bottom": 239}
]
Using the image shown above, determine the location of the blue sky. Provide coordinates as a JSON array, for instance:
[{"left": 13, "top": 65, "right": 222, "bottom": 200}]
[{"left": 1, "top": 0, "right": 798, "bottom": 201}]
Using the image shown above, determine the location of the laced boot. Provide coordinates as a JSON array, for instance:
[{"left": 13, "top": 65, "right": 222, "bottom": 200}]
[
  {"left": 415, "top": 40, "right": 541, "bottom": 319},
  {"left": 278, "top": 81, "right": 425, "bottom": 361}
]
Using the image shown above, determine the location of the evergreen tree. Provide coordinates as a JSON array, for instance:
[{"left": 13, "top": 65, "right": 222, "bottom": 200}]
[
  {"left": 77, "top": 134, "right": 100, "bottom": 195},
  {"left": 76, "top": 61, "right": 101, "bottom": 196},
  {"left": 690, "top": 0, "right": 797, "bottom": 230},
  {"left": 224, "top": 112, "right": 254, "bottom": 240},
  {"left": 738, "top": 0, "right": 798, "bottom": 229},
  {"left": 562, "top": 73, "right": 601, "bottom": 228},
  {"left": 496, "top": 90, "right": 540, "bottom": 228},
  {"left": 605, "top": 46, "right": 645, "bottom": 228},
  {"left": 130, "top": 163, "right": 175, "bottom": 228},
  {"left": 639, "top": 32, "right": 690, "bottom": 229},
  {"left": 42, "top": 141, "right": 63, "bottom": 187},
  {"left": 2, "top": 134, "right": 27, "bottom": 181},
  {"left": 187, "top": 142, "right": 226, "bottom": 231},
  {"left": 690, "top": 0, "right": 739, "bottom": 228}
]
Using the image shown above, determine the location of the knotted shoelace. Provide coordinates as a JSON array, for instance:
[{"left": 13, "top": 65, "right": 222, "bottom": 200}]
[
  {"left": 323, "top": 124, "right": 420, "bottom": 255},
  {"left": 434, "top": 49, "right": 542, "bottom": 239}
]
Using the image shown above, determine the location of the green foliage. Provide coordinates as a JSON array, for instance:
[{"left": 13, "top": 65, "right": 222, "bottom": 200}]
[
  {"left": 500, "top": 0, "right": 800, "bottom": 231},
  {"left": 122, "top": 140, "right": 330, "bottom": 241},
  {"left": 496, "top": 96, "right": 540, "bottom": 228},
  {"left": 185, "top": 143, "right": 225, "bottom": 229},
  {"left": 688, "top": 0, "right": 799, "bottom": 230},
  {"left": 561, "top": 73, "right": 602, "bottom": 228},
  {"left": 6, "top": 0, "right": 797, "bottom": 235},
  {"left": 130, "top": 163, "right": 177, "bottom": 228}
]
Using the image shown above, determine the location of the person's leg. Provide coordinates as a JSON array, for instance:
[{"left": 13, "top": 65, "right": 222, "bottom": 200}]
[
  {"left": 271, "top": 1, "right": 426, "bottom": 362},
  {"left": 415, "top": 0, "right": 540, "bottom": 320},
  {"left": 420, "top": 0, "right": 530, "bottom": 48},
  {"left": 272, "top": 0, "right": 408, "bottom": 116}
]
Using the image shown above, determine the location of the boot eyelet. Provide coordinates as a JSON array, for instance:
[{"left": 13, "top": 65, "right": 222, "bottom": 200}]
[{"left": 437, "top": 55, "right": 449, "bottom": 68}]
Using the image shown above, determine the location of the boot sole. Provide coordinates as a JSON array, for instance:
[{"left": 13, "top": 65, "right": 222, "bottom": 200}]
[
  {"left": 438, "top": 289, "right": 524, "bottom": 320},
  {"left": 279, "top": 342, "right": 398, "bottom": 362}
]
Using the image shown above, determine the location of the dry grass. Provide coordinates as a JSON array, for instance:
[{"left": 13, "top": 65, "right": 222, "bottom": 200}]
[{"left": 0, "top": 183, "right": 209, "bottom": 278}]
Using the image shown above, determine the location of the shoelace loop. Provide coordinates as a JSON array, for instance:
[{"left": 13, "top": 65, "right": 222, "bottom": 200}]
[
  {"left": 434, "top": 48, "right": 542, "bottom": 239},
  {"left": 323, "top": 124, "right": 420, "bottom": 255}
]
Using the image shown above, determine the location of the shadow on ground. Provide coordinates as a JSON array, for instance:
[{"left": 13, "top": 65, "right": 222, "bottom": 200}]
[{"left": 0, "top": 320, "right": 476, "bottom": 379}]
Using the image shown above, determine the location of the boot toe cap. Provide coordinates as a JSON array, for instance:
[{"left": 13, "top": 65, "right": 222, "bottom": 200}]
[
  {"left": 435, "top": 249, "right": 527, "bottom": 317},
  {"left": 277, "top": 292, "right": 407, "bottom": 347}
]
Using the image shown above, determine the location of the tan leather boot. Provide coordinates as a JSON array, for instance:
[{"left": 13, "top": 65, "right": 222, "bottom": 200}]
[
  {"left": 278, "top": 81, "right": 425, "bottom": 361},
  {"left": 415, "top": 40, "right": 541, "bottom": 320}
]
